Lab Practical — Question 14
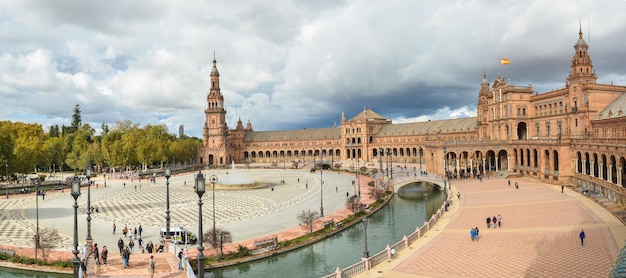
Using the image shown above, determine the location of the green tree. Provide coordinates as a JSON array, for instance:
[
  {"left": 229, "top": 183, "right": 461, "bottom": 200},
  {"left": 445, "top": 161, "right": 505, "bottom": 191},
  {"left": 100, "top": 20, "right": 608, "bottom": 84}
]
[
  {"left": 41, "top": 137, "right": 63, "bottom": 173},
  {"left": 70, "top": 104, "right": 81, "bottom": 134}
]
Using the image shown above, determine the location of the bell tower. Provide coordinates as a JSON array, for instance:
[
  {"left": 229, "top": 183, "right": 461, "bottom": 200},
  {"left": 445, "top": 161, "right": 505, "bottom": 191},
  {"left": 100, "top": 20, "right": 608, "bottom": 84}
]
[
  {"left": 567, "top": 23, "right": 597, "bottom": 85},
  {"left": 201, "top": 55, "right": 229, "bottom": 165}
]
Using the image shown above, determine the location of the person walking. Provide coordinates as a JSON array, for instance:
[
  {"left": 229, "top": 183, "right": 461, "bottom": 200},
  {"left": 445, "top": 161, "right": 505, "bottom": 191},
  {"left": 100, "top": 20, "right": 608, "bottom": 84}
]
[
  {"left": 113, "top": 223, "right": 116, "bottom": 234},
  {"left": 492, "top": 216, "right": 497, "bottom": 228},
  {"left": 457, "top": 192, "right": 461, "bottom": 199},
  {"left": 486, "top": 216, "right": 491, "bottom": 228},
  {"left": 470, "top": 228, "right": 476, "bottom": 241},
  {"left": 508, "top": 180, "right": 511, "bottom": 186},
  {"left": 562, "top": 185, "right": 564, "bottom": 193},
  {"left": 129, "top": 239, "right": 135, "bottom": 253},
  {"left": 93, "top": 243, "right": 100, "bottom": 264},
  {"left": 497, "top": 214, "right": 502, "bottom": 228},
  {"left": 149, "top": 255, "right": 155, "bottom": 278},
  {"left": 475, "top": 227, "right": 480, "bottom": 240},
  {"left": 117, "top": 238, "right": 124, "bottom": 255},
  {"left": 515, "top": 182, "right": 519, "bottom": 189},
  {"left": 178, "top": 250, "right": 184, "bottom": 270},
  {"left": 101, "top": 246, "right": 108, "bottom": 265},
  {"left": 580, "top": 229, "right": 586, "bottom": 246}
]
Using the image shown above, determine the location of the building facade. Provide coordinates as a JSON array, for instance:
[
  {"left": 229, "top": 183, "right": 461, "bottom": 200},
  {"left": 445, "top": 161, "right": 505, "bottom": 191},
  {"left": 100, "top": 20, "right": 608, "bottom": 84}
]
[{"left": 199, "top": 28, "right": 626, "bottom": 206}]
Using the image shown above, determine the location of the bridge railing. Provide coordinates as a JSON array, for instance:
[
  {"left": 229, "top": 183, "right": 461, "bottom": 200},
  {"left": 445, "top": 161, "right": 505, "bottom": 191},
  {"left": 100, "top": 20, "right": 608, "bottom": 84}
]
[{"left": 321, "top": 185, "right": 451, "bottom": 278}]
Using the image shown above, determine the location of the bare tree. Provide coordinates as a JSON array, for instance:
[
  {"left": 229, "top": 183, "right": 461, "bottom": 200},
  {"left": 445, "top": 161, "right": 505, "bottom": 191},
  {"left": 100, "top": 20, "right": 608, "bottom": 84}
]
[
  {"left": 297, "top": 209, "right": 320, "bottom": 237},
  {"left": 203, "top": 227, "right": 232, "bottom": 261},
  {"left": 368, "top": 184, "right": 386, "bottom": 200},
  {"left": 37, "top": 227, "right": 61, "bottom": 262}
]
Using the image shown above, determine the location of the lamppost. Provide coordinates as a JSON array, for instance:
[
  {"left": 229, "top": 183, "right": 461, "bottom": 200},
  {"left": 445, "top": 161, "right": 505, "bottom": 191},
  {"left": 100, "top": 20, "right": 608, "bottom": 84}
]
[
  {"left": 356, "top": 159, "right": 360, "bottom": 197},
  {"left": 5, "top": 163, "right": 8, "bottom": 199},
  {"left": 209, "top": 174, "right": 218, "bottom": 256},
  {"left": 302, "top": 149, "right": 305, "bottom": 167},
  {"left": 35, "top": 179, "right": 40, "bottom": 262},
  {"left": 443, "top": 147, "right": 448, "bottom": 188},
  {"left": 379, "top": 149, "right": 383, "bottom": 174},
  {"left": 424, "top": 193, "right": 429, "bottom": 222},
  {"left": 320, "top": 167, "right": 324, "bottom": 217},
  {"left": 71, "top": 174, "right": 81, "bottom": 278},
  {"left": 362, "top": 217, "right": 369, "bottom": 258},
  {"left": 419, "top": 147, "right": 423, "bottom": 175},
  {"left": 387, "top": 149, "right": 394, "bottom": 179},
  {"left": 85, "top": 166, "right": 92, "bottom": 243},
  {"left": 283, "top": 153, "right": 286, "bottom": 171},
  {"left": 195, "top": 171, "right": 206, "bottom": 278},
  {"left": 60, "top": 162, "right": 64, "bottom": 193},
  {"left": 165, "top": 166, "right": 172, "bottom": 252}
]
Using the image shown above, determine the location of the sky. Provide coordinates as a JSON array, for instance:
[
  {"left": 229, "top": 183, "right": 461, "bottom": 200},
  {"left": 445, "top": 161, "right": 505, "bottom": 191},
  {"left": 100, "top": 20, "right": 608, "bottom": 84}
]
[{"left": 1, "top": 0, "right": 625, "bottom": 138}]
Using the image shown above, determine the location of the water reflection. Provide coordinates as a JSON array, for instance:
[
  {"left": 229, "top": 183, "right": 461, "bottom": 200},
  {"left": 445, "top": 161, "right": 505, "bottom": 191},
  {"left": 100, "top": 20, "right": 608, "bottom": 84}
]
[{"left": 203, "top": 181, "right": 444, "bottom": 278}]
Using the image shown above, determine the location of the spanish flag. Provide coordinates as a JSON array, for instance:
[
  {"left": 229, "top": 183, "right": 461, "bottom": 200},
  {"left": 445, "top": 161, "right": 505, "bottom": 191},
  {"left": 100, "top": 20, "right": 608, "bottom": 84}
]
[{"left": 500, "top": 58, "right": 510, "bottom": 65}]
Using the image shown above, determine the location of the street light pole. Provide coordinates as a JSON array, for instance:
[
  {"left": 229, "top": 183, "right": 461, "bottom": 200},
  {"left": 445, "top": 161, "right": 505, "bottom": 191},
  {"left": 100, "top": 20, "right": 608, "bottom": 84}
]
[
  {"left": 419, "top": 147, "right": 423, "bottom": 174},
  {"left": 387, "top": 149, "right": 394, "bottom": 179},
  {"left": 362, "top": 217, "right": 369, "bottom": 258},
  {"left": 424, "top": 193, "right": 429, "bottom": 222},
  {"left": 379, "top": 149, "right": 383, "bottom": 174},
  {"left": 71, "top": 174, "right": 81, "bottom": 278},
  {"left": 5, "top": 163, "right": 8, "bottom": 199},
  {"left": 35, "top": 179, "right": 40, "bottom": 262},
  {"left": 195, "top": 172, "right": 206, "bottom": 278},
  {"left": 85, "top": 166, "right": 92, "bottom": 243},
  {"left": 165, "top": 166, "right": 172, "bottom": 252},
  {"left": 209, "top": 175, "right": 218, "bottom": 258},
  {"left": 320, "top": 168, "right": 324, "bottom": 217}
]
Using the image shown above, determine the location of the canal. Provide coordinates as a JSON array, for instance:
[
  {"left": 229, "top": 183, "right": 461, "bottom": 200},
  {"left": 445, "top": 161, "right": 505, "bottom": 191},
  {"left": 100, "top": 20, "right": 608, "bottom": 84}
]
[{"left": 206, "top": 181, "right": 444, "bottom": 278}]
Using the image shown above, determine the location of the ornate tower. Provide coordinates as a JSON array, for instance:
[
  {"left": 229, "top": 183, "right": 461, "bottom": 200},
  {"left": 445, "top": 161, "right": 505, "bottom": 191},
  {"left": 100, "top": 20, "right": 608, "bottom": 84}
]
[
  {"left": 201, "top": 56, "right": 229, "bottom": 165},
  {"left": 567, "top": 24, "right": 597, "bottom": 85}
]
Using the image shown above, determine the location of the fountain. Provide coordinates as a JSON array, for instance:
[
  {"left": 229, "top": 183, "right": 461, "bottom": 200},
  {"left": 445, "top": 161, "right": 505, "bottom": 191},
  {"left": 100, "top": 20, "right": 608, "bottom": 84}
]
[{"left": 216, "top": 162, "right": 265, "bottom": 189}]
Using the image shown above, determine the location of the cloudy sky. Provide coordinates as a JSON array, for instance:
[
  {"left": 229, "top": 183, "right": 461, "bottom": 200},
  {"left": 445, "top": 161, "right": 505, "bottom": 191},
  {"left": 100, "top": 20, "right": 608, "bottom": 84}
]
[{"left": 1, "top": 0, "right": 625, "bottom": 138}]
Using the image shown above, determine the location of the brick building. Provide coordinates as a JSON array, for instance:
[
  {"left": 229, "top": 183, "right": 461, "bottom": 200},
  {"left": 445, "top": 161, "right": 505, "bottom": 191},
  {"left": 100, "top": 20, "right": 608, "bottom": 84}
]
[{"left": 199, "top": 27, "right": 626, "bottom": 206}]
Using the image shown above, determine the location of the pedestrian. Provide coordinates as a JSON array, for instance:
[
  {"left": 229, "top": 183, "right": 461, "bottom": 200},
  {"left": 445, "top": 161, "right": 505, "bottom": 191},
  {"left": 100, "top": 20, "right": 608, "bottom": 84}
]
[
  {"left": 336, "top": 186, "right": 338, "bottom": 193},
  {"left": 117, "top": 238, "right": 124, "bottom": 254},
  {"left": 470, "top": 228, "right": 476, "bottom": 241},
  {"left": 561, "top": 185, "right": 564, "bottom": 193},
  {"left": 486, "top": 216, "right": 491, "bottom": 228},
  {"left": 101, "top": 246, "right": 108, "bottom": 265},
  {"left": 346, "top": 192, "right": 349, "bottom": 198},
  {"left": 113, "top": 223, "right": 116, "bottom": 234},
  {"left": 138, "top": 237, "right": 143, "bottom": 250},
  {"left": 149, "top": 255, "right": 155, "bottom": 278},
  {"left": 178, "top": 250, "right": 184, "bottom": 270},
  {"left": 508, "top": 180, "right": 511, "bottom": 186},
  {"left": 457, "top": 192, "right": 461, "bottom": 199},
  {"left": 122, "top": 247, "right": 129, "bottom": 268},
  {"left": 129, "top": 239, "right": 135, "bottom": 253},
  {"left": 515, "top": 182, "right": 519, "bottom": 189},
  {"left": 475, "top": 227, "right": 480, "bottom": 240},
  {"left": 580, "top": 229, "right": 585, "bottom": 246},
  {"left": 134, "top": 227, "right": 137, "bottom": 239},
  {"left": 492, "top": 216, "right": 497, "bottom": 228},
  {"left": 93, "top": 243, "right": 100, "bottom": 264},
  {"left": 123, "top": 182, "right": 126, "bottom": 188},
  {"left": 497, "top": 214, "right": 502, "bottom": 227},
  {"left": 138, "top": 225, "right": 143, "bottom": 237}
]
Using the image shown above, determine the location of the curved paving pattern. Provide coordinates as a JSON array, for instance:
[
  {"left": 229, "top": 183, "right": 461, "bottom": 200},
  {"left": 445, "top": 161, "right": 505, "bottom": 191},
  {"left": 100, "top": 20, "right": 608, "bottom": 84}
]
[{"left": 356, "top": 177, "right": 626, "bottom": 278}]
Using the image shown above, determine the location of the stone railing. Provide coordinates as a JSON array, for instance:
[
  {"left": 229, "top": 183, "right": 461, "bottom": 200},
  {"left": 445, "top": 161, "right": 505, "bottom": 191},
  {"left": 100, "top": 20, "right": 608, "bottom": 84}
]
[{"left": 322, "top": 189, "right": 450, "bottom": 278}]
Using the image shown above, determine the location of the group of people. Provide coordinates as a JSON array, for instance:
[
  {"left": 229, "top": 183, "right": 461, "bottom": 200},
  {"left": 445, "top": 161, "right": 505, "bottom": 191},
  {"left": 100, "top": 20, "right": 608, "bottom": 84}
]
[
  {"left": 486, "top": 215, "right": 502, "bottom": 229},
  {"left": 507, "top": 180, "right": 519, "bottom": 189}
]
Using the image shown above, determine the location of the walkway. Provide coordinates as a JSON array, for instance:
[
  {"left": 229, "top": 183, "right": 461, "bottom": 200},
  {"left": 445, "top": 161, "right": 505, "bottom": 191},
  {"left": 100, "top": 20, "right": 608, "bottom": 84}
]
[
  {"left": 355, "top": 175, "right": 626, "bottom": 277},
  {"left": 0, "top": 166, "right": 375, "bottom": 277}
]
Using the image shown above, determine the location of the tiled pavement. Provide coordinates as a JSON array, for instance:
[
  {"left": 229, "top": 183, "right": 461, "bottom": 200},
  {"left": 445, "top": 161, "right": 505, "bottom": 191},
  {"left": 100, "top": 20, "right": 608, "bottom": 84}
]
[{"left": 356, "top": 176, "right": 626, "bottom": 278}]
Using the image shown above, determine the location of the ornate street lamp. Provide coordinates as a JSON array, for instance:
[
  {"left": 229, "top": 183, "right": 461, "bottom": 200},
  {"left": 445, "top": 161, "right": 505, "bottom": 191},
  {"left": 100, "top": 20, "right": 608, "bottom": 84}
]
[
  {"left": 387, "top": 149, "right": 394, "bottom": 179},
  {"left": 419, "top": 147, "right": 423, "bottom": 174},
  {"left": 443, "top": 147, "right": 448, "bottom": 188},
  {"left": 71, "top": 174, "right": 81, "bottom": 278},
  {"left": 424, "top": 193, "right": 429, "bottom": 222},
  {"left": 5, "top": 163, "right": 8, "bottom": 199},
  {"left": 195, "top": 171, "right": 206, "bottom": 278},
  {"left": 210, "top": 175, "right": 218, "bottom": 254},
  {"left": 165, "top": 165, "right": 172, "bottom": 251},
  {"left": 85, "top": 166, "right": 92, "bottom": 242},
  {"left": 35, "top": 179, "right": 40, "bottom": 262},
  {"left": 320, "top": 167, "right": 324, "bottom": 217},
  {"left": 362, "top": 217, "right": 369, "bottom": 258},
  {"left": 356, "top": 159, "right": 360, "bottom": 197},
  {"left": 379, "top": 149, "right": 383, "bottom": 174}
]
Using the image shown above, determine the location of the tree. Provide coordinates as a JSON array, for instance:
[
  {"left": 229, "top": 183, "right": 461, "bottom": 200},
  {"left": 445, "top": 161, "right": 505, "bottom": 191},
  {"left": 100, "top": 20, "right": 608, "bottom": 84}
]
[
  {"left": 70, "top": 104, "right": 81, "bottom": 134},
  {"left": 368, "top": 184, "right": 386, "bottom": 200},
  {"left": 203, "top": 227, "right": 232, "bottom": 261},
  {"left": 297, "top": 209, "right": 320, "bottom": 237},
  {"left": 37, "top": 227, "right": 62, "bottom": 263}
]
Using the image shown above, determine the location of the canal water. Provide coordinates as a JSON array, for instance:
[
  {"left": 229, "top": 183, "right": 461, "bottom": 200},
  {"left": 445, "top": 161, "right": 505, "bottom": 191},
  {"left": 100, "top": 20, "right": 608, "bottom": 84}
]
[
  {"left": 0, "top": 181, "right": 443, "bottom": 278},
  {"left": 206, "top": 181, "right": 444, "bottom": 278}
]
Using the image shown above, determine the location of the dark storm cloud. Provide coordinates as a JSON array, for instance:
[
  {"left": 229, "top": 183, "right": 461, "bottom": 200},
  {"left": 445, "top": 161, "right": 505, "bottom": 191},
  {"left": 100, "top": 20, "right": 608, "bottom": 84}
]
[{"left": 0, "top": 0, "right": 625, "bottom": 136}]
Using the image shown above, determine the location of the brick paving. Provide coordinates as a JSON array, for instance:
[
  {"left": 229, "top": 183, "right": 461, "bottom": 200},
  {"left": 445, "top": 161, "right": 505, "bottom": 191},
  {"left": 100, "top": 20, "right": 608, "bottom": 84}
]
[{"left": 356, "top": 176, "right": 626, "bottom": 278}]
